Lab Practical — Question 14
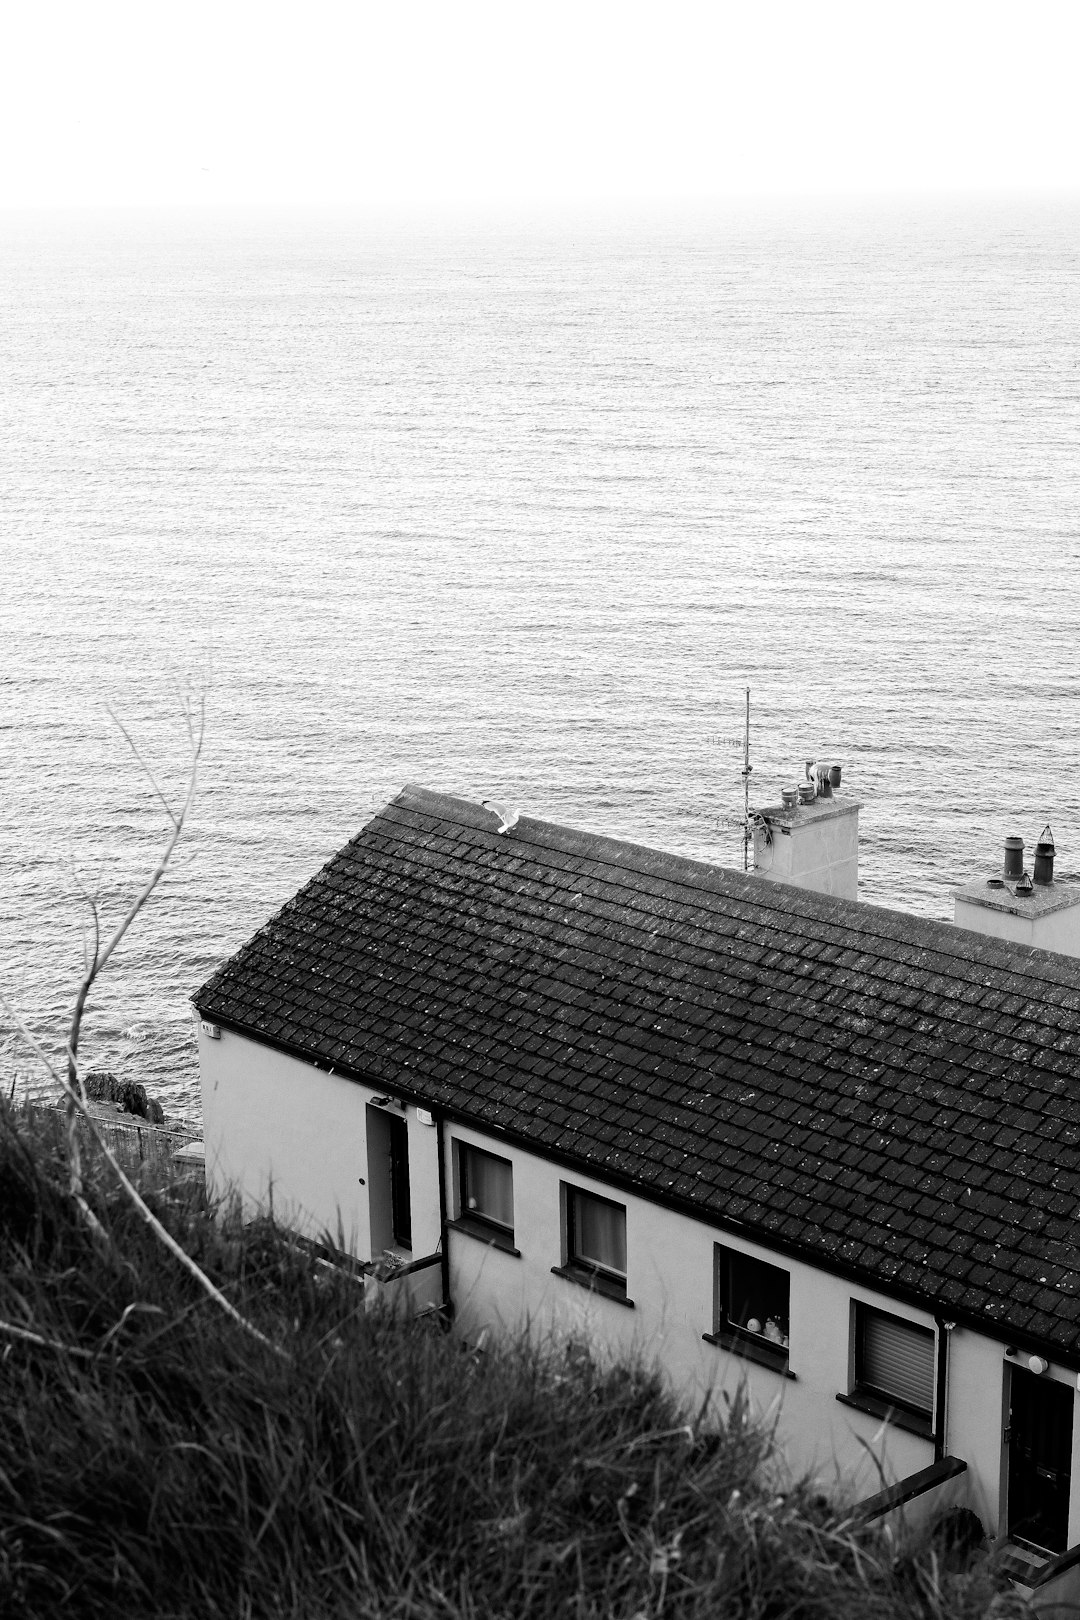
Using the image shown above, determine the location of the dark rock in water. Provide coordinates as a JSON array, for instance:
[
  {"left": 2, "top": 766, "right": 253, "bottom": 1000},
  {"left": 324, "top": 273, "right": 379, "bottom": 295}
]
[
  {"left": 116, "top": 1081, "right": 149, "bottom": 1119},
  {"left": 83, "top": 1072, "right": 162, "bottom": 1123},
  {"left": 84, "top": 1071, "right": 121, "bottom": 1102}
]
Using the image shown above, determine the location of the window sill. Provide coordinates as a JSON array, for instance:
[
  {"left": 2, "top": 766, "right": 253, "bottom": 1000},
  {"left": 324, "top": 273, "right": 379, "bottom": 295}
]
[
  {"left": 448, "top": 1218, "right": 520, "bottom": 1257},
  {"left": 702, "top": 1331, "right": 795, "bottom": 1379},
  {"left": 551, "top": 1265, "right": 634, "bottom": 1308},
  {"left": 835, "top": 1391, "right": 933, "bottom": 1439}
]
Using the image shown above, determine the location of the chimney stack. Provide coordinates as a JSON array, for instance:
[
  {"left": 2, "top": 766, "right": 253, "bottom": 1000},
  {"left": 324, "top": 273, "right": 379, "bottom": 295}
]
[
  {"left": 954, "top": 825, "right": 1080, "bottom": 959},
  {"left": 752, "top": 760, "right": 859, "bottom": 901}
]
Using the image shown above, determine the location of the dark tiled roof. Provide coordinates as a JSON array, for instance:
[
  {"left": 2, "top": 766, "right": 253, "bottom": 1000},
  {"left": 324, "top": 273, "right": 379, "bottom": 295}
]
[{"left": 196, "top": 787, "right": 1080, "bottom": 1358}]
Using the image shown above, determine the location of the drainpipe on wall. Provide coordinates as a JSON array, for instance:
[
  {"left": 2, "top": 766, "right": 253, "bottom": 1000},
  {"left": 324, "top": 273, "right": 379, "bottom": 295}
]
[
  {"left": 935, "top": 1319, "right": 955, "bottom": 1462},
  {"left": 435, "top": 1112, "right": 454, "bottom": 1323}
]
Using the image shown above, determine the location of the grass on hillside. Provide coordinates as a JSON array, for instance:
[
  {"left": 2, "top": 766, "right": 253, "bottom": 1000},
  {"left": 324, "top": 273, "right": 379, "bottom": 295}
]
[{"left": 0, "top": 1101, "right": 1030, "bottom": 1620}]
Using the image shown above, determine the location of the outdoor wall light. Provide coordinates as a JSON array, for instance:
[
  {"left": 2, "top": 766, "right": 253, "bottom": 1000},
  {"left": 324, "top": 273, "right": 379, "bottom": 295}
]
[{"left": 1005, "top": 1347, "right": 1049, "bottom": 1374}]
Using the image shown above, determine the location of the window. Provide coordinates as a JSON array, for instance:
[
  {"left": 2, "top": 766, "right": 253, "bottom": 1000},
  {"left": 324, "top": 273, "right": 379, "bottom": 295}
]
[
  {"left": 456, "top": 1143, "right": 514, "bottom": 1243},
  {"left": 711, "top": 1246, "right": 790, "bottom": 1369},
  {"left": 559, "top": 1186, "right": 628, "bottom": 1299},
  {"left": 853, "top": 1305, "right": 935, "bottom": 1428}
]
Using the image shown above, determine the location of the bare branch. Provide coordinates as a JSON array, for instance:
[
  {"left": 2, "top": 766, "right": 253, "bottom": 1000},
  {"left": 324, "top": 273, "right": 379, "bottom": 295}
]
[
  {"left": 64, "top": 697, "right": 205, "bottom": 1100},
  {"left": 1, "top": 992, "right": 283, "bottom": 1358},
  {"left": 0, "top": 1317, "right": 95, "bottom": 1361},
  {"left": 92, "top": 709, "right": 203, "bottom": 983},
  {"left": 105, "top": 702, "right": 180, "bottom": 830},
  {"left": 2, "top": 694, "right": 282, "bottom": 1358}
]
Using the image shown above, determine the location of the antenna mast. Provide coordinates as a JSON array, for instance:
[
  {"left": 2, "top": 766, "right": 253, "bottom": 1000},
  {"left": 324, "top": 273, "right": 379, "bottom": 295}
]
[{"left": 741, "top": 686, "right": 752, "bottom": 871}]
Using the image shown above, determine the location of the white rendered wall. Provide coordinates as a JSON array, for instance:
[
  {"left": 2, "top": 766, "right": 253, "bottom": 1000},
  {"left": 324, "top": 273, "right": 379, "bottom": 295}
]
[
  {"left": 446, "top": 1122, "right": 944, "bottom": 1503},
  {"left": 443, "top": 1122, "right": 1080, "bottom": 1534},
  {"left": 197, "top": 1027, "right": 442, "bottom": 1260},
  {"left": 753, "top": 805, "right": 859, "bottom": 901},
  {"left": 198, "top": 1030, "right": 1078, "bottom": 1535},
  {"left": 953, "top": 897, "right": 1080, "bottom": 959}
]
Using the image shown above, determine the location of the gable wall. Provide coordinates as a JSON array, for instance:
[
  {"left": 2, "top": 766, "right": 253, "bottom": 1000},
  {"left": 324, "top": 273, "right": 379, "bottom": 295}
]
[{"left": 198, "top": 1026, "right": 442, "bottom": 1256}]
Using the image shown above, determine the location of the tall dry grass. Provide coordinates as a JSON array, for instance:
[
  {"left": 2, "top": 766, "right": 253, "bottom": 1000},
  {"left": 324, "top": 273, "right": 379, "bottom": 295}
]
[{"left": 0, "top": 1102, "right": 1029, "bottom": 1619}]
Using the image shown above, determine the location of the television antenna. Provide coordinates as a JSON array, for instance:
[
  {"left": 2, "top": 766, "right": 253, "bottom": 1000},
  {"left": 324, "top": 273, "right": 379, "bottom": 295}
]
[
  {"left": 715, "top": 687, "right": 760, "bottom": 870},
  {"left": 740, "top": 687, "right": 752, "bottom": 871}
]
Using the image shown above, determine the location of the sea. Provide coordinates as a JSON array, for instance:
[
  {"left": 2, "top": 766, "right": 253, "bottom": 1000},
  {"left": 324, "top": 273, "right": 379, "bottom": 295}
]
[{"left": 3, "top": 194, "right": 1079, "bottom": 1124}]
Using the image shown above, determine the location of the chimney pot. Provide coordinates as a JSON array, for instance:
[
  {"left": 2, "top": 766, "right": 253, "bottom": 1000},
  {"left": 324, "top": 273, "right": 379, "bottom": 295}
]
[
  {"left": 1033, "top": 825, "right": 1056, "bottom": 886},
  {"left": 1003, "top": 836, "right": 1025, "bottom": 879}
]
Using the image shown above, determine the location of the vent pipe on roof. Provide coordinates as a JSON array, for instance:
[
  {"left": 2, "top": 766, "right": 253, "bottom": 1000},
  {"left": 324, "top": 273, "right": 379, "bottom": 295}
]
[
  {"left": 1003, "top": 837, "right": 1025, "bottom": 879},
  {"left": 1033, "top": 826, "right": 1056, "bottom": 887}
]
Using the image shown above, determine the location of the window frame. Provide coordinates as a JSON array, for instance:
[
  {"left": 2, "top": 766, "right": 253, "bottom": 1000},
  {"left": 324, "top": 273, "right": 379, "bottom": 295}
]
[
  {"left": 452, "top": 1140, "right": 517, "bottom": 1251},
  {"left": 707, "top": 1244, "right": 791, "bottom": 1373},
  {"left": 554, "top": 1184, "right": 630, "bottom": 1303},
  {"left": 842, "top": 1303, "right": 936, "bottom": 1436}
]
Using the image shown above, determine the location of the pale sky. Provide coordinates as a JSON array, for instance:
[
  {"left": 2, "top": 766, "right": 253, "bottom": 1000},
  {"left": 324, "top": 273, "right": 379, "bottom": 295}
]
[{"left": 2, "top": 0, "right": 1078, "bottom": 208}]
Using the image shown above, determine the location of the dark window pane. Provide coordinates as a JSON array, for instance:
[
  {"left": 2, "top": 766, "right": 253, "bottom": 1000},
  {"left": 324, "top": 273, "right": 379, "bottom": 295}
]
[
  {"left": 462, "top": 1146, "right": 514, "bottom": 1231},
  {"left": 571, "top": 1190, "right": 626, "bottom": 1276},
  {"left": 718, "top": 1249, "right": 789, "bottom": 1348}
]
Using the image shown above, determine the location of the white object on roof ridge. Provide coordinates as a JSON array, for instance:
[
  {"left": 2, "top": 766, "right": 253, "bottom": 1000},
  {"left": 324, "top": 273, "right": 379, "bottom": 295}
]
[{"left": 482, "top": 799, "right": 520, "bottom": 835}]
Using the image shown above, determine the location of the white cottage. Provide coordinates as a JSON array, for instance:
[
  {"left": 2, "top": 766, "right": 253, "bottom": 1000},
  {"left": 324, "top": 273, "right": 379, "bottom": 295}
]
[{"left": 194, "top": 785, "right": 1080, "bottom": 1599}]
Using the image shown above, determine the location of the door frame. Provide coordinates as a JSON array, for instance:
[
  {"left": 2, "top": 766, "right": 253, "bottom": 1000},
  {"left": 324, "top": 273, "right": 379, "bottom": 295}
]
[
  {"left": 1006, "top": 1363, "right": 1074, "bottom": 1554},
  {"left": 365, "top": 1103, "right": 412, "bottom": 1257}
]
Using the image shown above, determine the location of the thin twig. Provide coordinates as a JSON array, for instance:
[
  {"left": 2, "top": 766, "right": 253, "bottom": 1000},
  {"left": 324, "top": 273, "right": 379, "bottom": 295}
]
[
  {"left": 63, "top": 695, "right": 204, "bottom": 1204},
  {"left": 2, "top": 992, "right": 284, "bottom": 1358},
  {"left": 104, "top": 702, "right": 182, "bottom": 829},
  {"left": 0, "top": 1318, "right": 95, "bottom": 1361},
  {"left": 3, "top": 694, "right": 282, "bottom": 1359}
]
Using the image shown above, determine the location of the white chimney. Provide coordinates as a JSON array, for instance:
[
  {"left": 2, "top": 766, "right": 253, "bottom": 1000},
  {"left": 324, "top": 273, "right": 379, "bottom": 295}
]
[
  {"left": 752, "top": 762, "right": 860, "bottom": 901},
  {"left": 953, "top": 828, "right": 1080, "bottom": 959}
]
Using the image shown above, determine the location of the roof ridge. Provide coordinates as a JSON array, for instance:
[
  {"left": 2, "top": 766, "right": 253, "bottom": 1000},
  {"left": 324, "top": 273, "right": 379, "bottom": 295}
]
[{"left": 385, "top": 789, "right": 1080, "bottom": 994}]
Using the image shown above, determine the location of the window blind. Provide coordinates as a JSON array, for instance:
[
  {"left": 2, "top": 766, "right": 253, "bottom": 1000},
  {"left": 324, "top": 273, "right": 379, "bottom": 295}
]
[
  {"left": 861, "top": 1311, "right": 934, "bottom": 1415},
  {"left": 573, "top": 1191, "right": 626, "bottom": 1275},
  {"left": 464, "top": 1147, "right": 514, "bottom": 1229}
]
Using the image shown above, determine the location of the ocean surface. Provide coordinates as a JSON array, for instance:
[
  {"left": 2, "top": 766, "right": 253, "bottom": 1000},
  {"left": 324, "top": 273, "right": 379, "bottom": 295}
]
[{"left": 3, "top": 196, "right": 1079, "bottom": 1124}]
